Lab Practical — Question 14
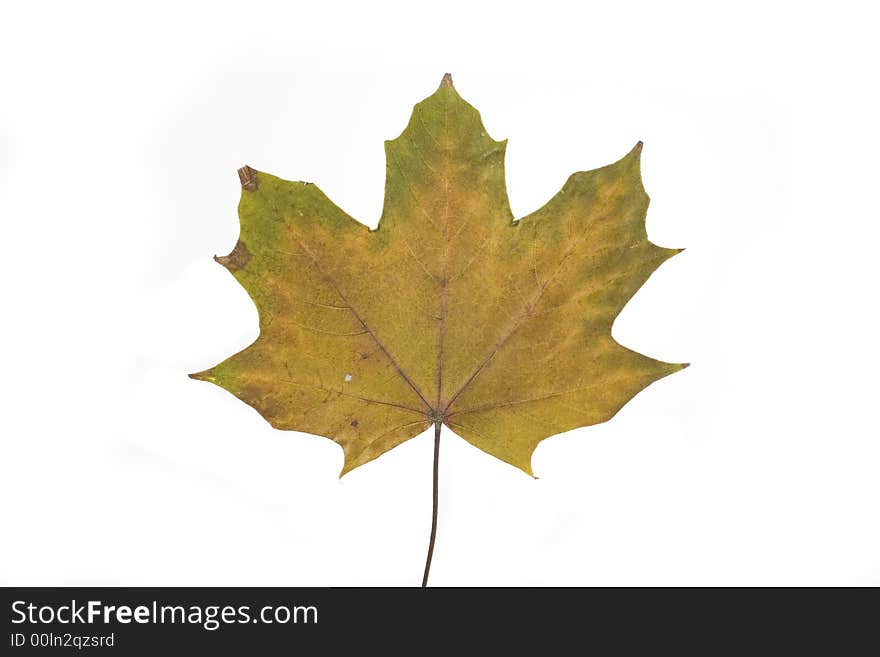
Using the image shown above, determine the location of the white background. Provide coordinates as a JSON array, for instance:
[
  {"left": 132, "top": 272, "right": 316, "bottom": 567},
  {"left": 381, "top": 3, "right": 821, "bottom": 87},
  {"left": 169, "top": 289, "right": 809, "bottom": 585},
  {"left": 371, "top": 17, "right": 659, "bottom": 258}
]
[{"left": 1, "top": 1, "right": 878, "bottom": 586}]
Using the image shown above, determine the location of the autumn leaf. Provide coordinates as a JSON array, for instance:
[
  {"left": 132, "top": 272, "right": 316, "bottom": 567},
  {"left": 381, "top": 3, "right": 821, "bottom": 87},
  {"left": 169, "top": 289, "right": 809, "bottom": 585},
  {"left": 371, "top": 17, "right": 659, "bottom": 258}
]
[
  {"left": 191, "top": 73, "right": 685, "bottom": 476},
  {"left": 190, "top": 74, "right": 685, "bottom": 583}
]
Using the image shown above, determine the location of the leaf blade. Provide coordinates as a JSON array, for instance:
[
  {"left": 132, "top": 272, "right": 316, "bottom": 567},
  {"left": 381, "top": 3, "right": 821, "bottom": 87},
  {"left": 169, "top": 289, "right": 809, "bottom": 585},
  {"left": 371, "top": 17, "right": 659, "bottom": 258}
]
[{"left": 191, "top": 77, "right": 686, "bottom": 475}]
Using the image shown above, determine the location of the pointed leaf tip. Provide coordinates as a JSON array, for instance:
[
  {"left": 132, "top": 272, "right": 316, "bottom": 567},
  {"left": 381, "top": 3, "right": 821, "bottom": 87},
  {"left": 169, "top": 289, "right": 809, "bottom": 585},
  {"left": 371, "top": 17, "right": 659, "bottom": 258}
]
[
  {"left": 237, "top": 165, "right": 258, "bottom": 191},
  {"left": 632, "top": 141, "right": 644, "bottom": 156},
  {"left": 213, "top": 240, "right": 252, "bottom": 272},
  {"left": 189, "top": 370, "right": 216, "bottom": 382}
]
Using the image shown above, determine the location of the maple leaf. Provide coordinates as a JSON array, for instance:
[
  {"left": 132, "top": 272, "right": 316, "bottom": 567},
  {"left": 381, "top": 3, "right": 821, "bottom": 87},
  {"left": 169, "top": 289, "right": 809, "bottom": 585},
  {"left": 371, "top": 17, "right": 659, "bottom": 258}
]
[{"left": 190, "top": 74, "right": 686, "bottom": 477}]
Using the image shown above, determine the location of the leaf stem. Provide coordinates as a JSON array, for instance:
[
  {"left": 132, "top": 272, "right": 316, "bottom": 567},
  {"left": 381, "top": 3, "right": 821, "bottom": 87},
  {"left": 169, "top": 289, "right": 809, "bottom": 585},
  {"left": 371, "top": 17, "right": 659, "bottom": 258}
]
[{"left": 421, "top": 421, "right": 441, "bottom": 587}]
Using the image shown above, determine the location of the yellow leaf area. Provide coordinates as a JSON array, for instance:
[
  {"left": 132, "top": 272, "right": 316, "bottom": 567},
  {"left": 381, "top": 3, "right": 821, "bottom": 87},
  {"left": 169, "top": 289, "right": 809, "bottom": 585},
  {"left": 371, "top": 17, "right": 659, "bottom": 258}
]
[{"left": 191, "top": 75, "right": 686, "bottom": 476}]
